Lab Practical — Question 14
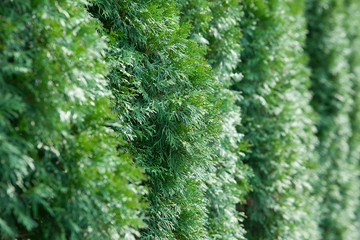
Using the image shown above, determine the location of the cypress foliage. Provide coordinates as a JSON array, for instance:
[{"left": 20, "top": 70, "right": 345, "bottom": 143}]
[
  {"left": 305, "top": 0, "right": 359, "bottom": 239},
  {"left": 235, "top": 1, "right": 321, "bottom": 239},
  {"left": 0, "top": 0, "right": 145, "bottom": 239},
  {"left": 178, "top": 1, "right": 251, "bottom": 239},
  {"left": 89, "top": 0, "right": 221, "bottom": 238},
  {"left": 345, "top": 0, "right": 360, "bottom": 237}
]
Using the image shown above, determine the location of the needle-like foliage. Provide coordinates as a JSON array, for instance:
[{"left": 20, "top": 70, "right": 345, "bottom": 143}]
[
  {"left": 178, "top": 0, "right": 251, "bottom": 239},
  {"left": 345, "top": 1, "right": 360, "bottom": 237},
  {"left": 235, "top": 1, "right": 321, "bottom": 239},
  {"left": 3, "top": 0, "right": 360, "bottom": 239},
  {"left": 0, "top": 0, "right": 145, "bottom": 239},
  {"left": 305, "top": 0, "right": 360, "bottom": 239},
  {"left": 89, "top": 0, "right": 222, "bottom": 238}
]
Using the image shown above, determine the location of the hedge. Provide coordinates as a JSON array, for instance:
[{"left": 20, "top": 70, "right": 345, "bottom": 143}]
[
  {"left": 179, "top": 0, "right": 251, "bottom": 239},
  {"left": 235, "top": 1, "right": 321, "bottom": 239},
  {"left": 345, "top": 0, "right": 360, "bottom": 236},
  {"left": 305, "top": 0, "right": 360, "bottom": 239},
  {"left": 2, "top": 0, "right": 360, "bottom": 239},
  {"left": 89, "top": 0, "right": 222, "bottom": 238},
  {"left": 0, "top": 0, "right": 145, "bottom": 239}
]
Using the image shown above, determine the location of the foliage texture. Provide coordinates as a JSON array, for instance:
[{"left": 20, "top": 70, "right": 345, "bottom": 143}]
[
  {"left": 89, "top": 0, "right": 221, "bottom": 239},
  {"left": 178, "top": 0, "right": 251, "bottom": 239},
  {"left": 235, "top": 0, "right": 321, "bottom": 239},
  {"left": 345, "top": 0, "right": 360, "bottom": 237},
  {"left": 305, "top": 0, "right": 360, "bottom": 239},
  {"left": 2, "top": 0, "right": 360, "bottom": 239},
  {"left": 0, "top": 0, "right": 145, "bottom": 239}
]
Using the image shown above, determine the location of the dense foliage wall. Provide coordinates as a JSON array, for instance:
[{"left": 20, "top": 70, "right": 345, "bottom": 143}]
[
  {"left": 305, "top": 0, "right": 360, "bottom": 239},
  {"left": 2, "top": 0, "right": 360, "bottom": 239},
  {"left": 0, "top": 1, "right": 145, "bottom": 239},
  {"left": 89, "top": 0, "right": 222, "bottom": 238},
  {"left": 235, "top": 1, "right": 321, "bottom": 239},
  {"left": 345, "top": 0, "right": 360, "bottom": 236},
  {"left": 178, "top": 0, "right": 250, "bottom": 239}
]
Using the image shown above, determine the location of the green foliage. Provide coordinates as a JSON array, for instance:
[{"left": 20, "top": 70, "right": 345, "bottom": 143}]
[
  {"left": 305, "top": 0, "right": 360, "bottom": 239},
  {"left": 178, "top": 0, "right": 251, "bottom": 239},
  {"left": 345, "top": 1, "right": 360, "bottom": 237},
  {"left": 0, "top": 0, "right": 145, "bottom": 239},
  {"left": 89, "top": 0, "right": 222, "bottom": 238},
  {"left": 235, "top": 0, "right": 321, "bottom": 239},
  {"left": 3, "top": 1, "right": 360, "bottom": 239}
]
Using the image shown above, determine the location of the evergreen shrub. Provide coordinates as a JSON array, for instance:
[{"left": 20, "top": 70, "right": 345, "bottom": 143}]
[
  {"left": 235, "top": 1, "right": 321, "bottom": 239},
  {"left": 89, "top": 0, "right": 222, "bottom": 238},
  {"left": 345, "top": 1, "right": 360, "bottom": 237},
  {"left": 178, "top": 0, "right": 251, "bottom": 239},
  {"left": 0, "top": 1, "right": 145, "bottom": 239},
  {"left": 306, "top": 0, "right": 360, "bottom": 239}
]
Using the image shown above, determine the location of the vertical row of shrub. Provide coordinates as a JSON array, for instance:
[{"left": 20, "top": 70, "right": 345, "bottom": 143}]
[
  {"left": 178, "top": 0, "right": 250, "bottom": 239},
  {"left": 345, "top": 0, "right": 360, "bottom": 237},
  {"left": 305, "top": 0, "right": 360, "bottom": 239},
  {"left": 89, "top": 0, "right": 222, "bottom": 238},
  {"left": 3, "top": 1, "right": 360, "bottom": 239},
  {"left": 0, "top": 0, "right": 145, "bottom": 239},
  {"left": 235, "top": 1, "right": 321, "bottom": 239}
]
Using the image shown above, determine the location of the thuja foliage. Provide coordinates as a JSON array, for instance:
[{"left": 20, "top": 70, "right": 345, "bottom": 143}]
[
  {"left": 89, "top": 0, "right": 221, "bottom": 238},
  {"left": 178, "top": 0, "right": 251, "bottom": 239},
  {"left": 0, "top": 0, "right": 145, "bottom": 239},
  {"left": 235, "top": 1, "right": 321, "bottom": 239},
  {"left": 305, "top": 0, "right": 360, "bottom": 239},
  {"left": 345, "top": 0, "right": 360, "bottom": 237}
]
